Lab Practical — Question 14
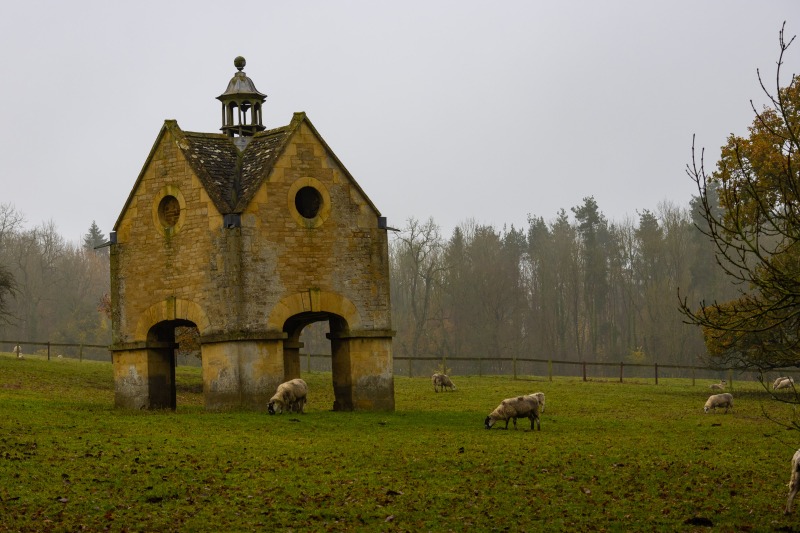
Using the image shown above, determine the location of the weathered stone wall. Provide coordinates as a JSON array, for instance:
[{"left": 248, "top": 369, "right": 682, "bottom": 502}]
[
  {"left": 237, "top": 122, "right": 392, "bottom": 335},
  {"left": 112, "top": 121, "right": 392, "bottom": 342},
  {"left": 112, "top": 124, "right": 224, "bottom": 342},
  {"left": 110, "top": 117, "right": 394, "bottom": 411}
]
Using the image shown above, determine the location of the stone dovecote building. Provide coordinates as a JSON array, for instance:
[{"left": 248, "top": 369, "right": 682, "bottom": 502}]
[{"left": 109, "top": 57, "right": 395, "bottom": 411}]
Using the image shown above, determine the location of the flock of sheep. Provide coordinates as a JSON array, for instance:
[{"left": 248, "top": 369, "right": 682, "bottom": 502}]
[
  {"left": 703, "top": 377, "right": 796, "bottom": 414},
  {"left": 10, "top": 345, "right": 800, "bottom": 515},
  {"left": 433, "top": 372, "right": 546, "bottom": 431},
  {"left": 9, "top": 341, "right": 800, "bottom": 514},
  {"left": 265, "top": 371, "right": 800, "bottom": 514},
  {"left": 266, "top": 372, "right": 547, "bottom": 432}
]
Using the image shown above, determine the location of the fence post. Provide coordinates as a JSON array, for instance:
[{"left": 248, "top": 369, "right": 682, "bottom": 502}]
[
  {"left": 655, "top": 362, "right": 659, "bottom": 385},
  {"left": 548, "top": 360, "right": 553, "bottom": 382},
  {"left": 79, "top": 344, "right": 83, "bottom": 362},
  {"left": 408, "top": 358, "right": 412, "bottom": 378},
  {"left": 620, "top": 361, "right": 624, "bottom": 383},
  {"left": 47, "top": 342, "right": 51, "bottom": 361},
  {"left": 582, "top": 361, "right": 587, "bottom": 382},
  {"left": 728, "top": 369, "right": 734, "bottom": 392},
  {"left": 513, "top": 356, "right": 517, "bottom": 380}
]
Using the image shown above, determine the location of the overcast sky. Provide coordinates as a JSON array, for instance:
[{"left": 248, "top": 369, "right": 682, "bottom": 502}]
[{"left": 1, "top": 1, "right": 797, "bottom": 244}]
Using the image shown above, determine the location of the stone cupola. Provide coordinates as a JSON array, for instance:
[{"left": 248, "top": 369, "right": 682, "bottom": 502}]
[{"left": 217, "top": 56, "right": 266, "bottom": 144}]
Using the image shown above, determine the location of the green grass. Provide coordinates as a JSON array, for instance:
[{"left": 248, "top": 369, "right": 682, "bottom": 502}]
[{"left": 1, "top": 353, "right": 799, "bottom": 532}]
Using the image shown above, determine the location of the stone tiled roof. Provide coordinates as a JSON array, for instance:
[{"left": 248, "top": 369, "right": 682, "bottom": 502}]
[
  {"left": 179, "top": 131, "right": 240, "bottom": 213},
  {"left": 114, "top": 112, "right": 380, "bottom": 233},
  {"left": 236, "top": 126, "right": 291, "bottom": 211},
  {"left": 173, "top": 122, "right": 293, "bottom": 215}
]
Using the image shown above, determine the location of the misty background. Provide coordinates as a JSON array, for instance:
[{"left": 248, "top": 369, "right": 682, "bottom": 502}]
[{"left": 0, "top": 2, "right": 796, "bottom": 372}]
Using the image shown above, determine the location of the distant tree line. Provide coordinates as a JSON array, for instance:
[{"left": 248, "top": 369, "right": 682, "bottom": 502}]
[
  {"left": 0, "top": 207, "right": 110, "bottom": 352},
  {"left": 0, "top": 185, "right": 757, "bottom": 379},
  {"left": 388, "top": 195, "right": 738, "bottom": 368},
  {"left": 0, "top": 196, "right": 738, "bottom": 369},
  {"left": 391, "top": 25, "right": 800, "bottom": 376},
  {"left": 2, "top": 27, "right": 796, "bottom": 378}
]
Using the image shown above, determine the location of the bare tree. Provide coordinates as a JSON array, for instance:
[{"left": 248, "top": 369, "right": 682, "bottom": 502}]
[
  {"left": 7, "top": 221, "right": 67, "bottom": 340},
  {"left": 680, "top": 23, "right": 800, "bottom": 372},
  {"left": 390, "top": 217, "right": 447, "bottom": 358},
  {"left": 0, "top": 203, "right": 24, "bottom": 324}
]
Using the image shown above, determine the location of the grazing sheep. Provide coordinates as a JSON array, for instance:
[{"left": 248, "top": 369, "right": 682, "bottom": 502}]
[
  {"left": 432, "top": 373, "right": 456, "bottom": 392},
  {"left": 709, "top": 380, "right": 726, "bottom": 390},
  {"left": 703, "top": 393, "right": 733, "bottom": 414},
  {"left": 484, "top": 395, "right": 541, "bottom": 431},
  {"left": 775, "top": 377, "right": 795, "bottom": 390},
  {"left": 268, "top": 378, "right": 308, "bottom": 415},
  {"left": 774, "top": 377, "right": 790, "bottom": 390},
  {"left": 527, "top": 392, "right": 546, "bottom": 413},
  {"left": 12, "top": 345, "right": 22, "bottom": 359},
  {"left": 786, "top": 449, "right": 800, "bottom": 514}
]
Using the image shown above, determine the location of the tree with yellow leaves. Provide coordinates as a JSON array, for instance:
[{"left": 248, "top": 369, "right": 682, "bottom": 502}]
[{"left": 681, "top": 23, "right": 800, "bottom": 372}]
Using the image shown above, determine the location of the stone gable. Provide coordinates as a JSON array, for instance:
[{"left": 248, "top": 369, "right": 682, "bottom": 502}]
[{"left": 110, "top": 112, "right": 395, "bottom": 412}]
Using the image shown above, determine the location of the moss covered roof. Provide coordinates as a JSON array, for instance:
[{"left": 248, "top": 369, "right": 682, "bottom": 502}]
[
  {"left": 114, "top": 112, "right": 379, "bottom": 232},
  {"left": 176, "top": 123, "right": 292, "bottom": 214}
]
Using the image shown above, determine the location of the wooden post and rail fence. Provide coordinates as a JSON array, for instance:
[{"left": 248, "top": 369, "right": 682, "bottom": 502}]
[
  {"left": 1, "top": 339, "right": 109, "bottom": 362},
  {"left": 385, "top": 355, "right": 740, "bottom": 386},
  {"left": 1, "top": 339, "right": 758, "bottom": 386}
]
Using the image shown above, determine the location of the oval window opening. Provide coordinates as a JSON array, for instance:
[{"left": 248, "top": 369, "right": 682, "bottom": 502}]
[
  {"left": 295, "top": 186, "right": 322, "bottom": 219},
  {"left": 158, "top": 195, "right": 181, "bottom": 228}
]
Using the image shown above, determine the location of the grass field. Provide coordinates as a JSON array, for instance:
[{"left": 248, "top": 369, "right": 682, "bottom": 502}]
[{"left": 1, "top": 353, "right": 799, "bottom": 532}]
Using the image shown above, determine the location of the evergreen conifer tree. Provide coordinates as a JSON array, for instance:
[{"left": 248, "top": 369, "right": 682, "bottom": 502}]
[{"left": 83, "top": 221, "right": 106, "bottom": 253}]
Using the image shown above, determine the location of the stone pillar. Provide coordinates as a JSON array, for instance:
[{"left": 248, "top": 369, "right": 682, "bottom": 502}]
[
  {"left": 146, "top": 347, "right": 176, "bottom": 409},
  {"left": 330, "top": 337, "right": 353, "bottom": 411},
  {"left": 113, "top": 349, "right": 150, "bottom": 410},
  {"left": 112, "top": 343, "right": 175, "bottom": 410},
  {"left": 201, "top": 336, "right": 286, "bottom": 411},
  {"left": 330, "top": 331, "right": 394, "bottom": 411},
  {"left": 239, "top": 339, "right": 285, "bottom": 410},
  {"left": 349, "top": 336, "right": 395, "bottom": 411},
  {"left": 282, "top": 340, "right": 303, "bottom": 381}
]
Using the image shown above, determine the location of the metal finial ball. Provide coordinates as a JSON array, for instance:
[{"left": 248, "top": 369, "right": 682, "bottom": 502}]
[{"left": 234, "top": 56, "right": 246, "bottom": 71}]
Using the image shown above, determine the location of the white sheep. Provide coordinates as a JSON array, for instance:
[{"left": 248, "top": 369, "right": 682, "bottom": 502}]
[
  {"left": 786, "top": 449, "right": 800, "bottom": 514},
  {"left": 484, "top": 395, "right": 541, "bottom": 431},
  {"left": 268, "top": 378, "right": 308, "bottom": 415},
  {"left": 432, "top": 373, "right": 456, "bottom": 392},
  {"left": 528, "top": 392, "right": 545, "bottom": 413},
  {"left": 774, "top": 376, "right": 790, "bottom": 390},
  {"left": 13, "top": 345, "right": 22, "bottom": 359},
  {"left": 775, "top": 377, "right": 795, "bottom": 390},
  {"left": 703, "top": 393, "right": 733, "bottom": 413},
  {"left": 709, "top": 380, "right": 726, "bottom": 390}
]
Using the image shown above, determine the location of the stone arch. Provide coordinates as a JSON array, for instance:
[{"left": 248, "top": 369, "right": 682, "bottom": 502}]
[
  {"left": 267, "top": 290, "right": 361, "bottom": 333},
  {"left": 114, "top": 315, "right": 202, "bottom": 411},
  {"left": 267, "top": 290, "right": 393, "bottom": 411},
  {"left": 115, "top": 298, "right": 209, "bottom": 411},
  {"left": 134, "top": 297, "right": 211, "bottom": 341}
]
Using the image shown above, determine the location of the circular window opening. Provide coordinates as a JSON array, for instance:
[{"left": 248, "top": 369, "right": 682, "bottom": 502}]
[
  {"left": 295, "top": 186, "right": 322, "bottom": 219},
  {"left": 158, "top": 195, "right": 181, "bottom": 228}
]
